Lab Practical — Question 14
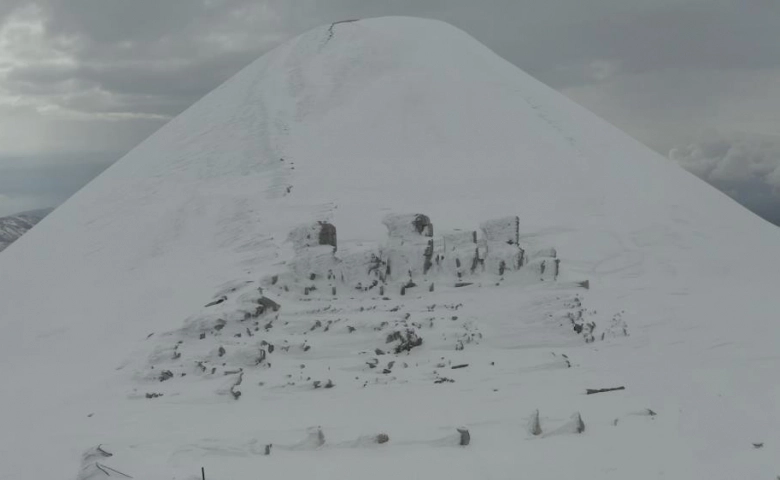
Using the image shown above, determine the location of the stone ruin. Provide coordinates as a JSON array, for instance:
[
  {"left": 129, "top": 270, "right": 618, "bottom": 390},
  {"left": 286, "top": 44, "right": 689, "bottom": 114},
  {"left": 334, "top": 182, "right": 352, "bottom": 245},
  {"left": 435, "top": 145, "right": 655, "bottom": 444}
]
[
  {"left": 268, "top": 213, "right": 560, "bottom": 296},
  {"left": 288, "top": 221, "right": 337, "bottom": 252}
]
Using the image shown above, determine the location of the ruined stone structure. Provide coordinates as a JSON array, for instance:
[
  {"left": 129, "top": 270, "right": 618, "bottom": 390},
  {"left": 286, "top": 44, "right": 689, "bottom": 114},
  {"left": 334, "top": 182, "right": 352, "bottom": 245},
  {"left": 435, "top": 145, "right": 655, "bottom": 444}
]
[{"left": 268, "top": 213, "right": 559, "bottom": 297}]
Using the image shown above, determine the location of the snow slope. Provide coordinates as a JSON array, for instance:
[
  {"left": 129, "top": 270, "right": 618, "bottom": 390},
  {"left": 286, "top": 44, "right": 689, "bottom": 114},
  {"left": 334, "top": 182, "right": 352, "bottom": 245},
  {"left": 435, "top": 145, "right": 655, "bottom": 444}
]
[
  {"left": 0, "top": 208, "right": 51, "bottom": 253},
  {"left": 1, "top": 16, "right": 780, "bottom": 480}
]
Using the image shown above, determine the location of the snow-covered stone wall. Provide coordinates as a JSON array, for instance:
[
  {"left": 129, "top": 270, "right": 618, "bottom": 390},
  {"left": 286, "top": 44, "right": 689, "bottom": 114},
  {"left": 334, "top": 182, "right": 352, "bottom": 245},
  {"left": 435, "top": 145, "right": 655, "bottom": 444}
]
[{"left": 265, "top": 212, "right": 559, "bottom": 297}]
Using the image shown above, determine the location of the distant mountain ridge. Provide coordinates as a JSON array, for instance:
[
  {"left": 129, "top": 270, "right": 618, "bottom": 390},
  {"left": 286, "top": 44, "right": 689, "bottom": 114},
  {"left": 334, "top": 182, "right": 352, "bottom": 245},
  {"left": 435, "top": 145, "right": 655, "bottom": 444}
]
[{"left": 0, "top": 208, "right": 52, "bottom": 252}]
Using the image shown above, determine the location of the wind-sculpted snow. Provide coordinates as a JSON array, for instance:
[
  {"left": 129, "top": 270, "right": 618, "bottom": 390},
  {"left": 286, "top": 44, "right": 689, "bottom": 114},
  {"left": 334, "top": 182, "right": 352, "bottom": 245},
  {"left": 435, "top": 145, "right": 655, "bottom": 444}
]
[{"left": 1, "top": 16, "right": 780, "bottom": 480}]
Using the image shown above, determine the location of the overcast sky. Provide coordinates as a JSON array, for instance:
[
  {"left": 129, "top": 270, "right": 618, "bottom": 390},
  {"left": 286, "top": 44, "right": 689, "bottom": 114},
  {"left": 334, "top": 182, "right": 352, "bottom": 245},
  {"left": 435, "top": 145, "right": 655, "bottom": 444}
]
[{"left": 1, "top": 0, "right": 779, "bottom": 224}]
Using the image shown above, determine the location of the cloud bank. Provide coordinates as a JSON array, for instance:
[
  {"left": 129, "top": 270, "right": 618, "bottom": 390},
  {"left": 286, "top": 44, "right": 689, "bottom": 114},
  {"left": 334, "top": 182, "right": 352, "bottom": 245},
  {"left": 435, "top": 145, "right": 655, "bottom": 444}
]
[{"left": 670, "top": 130, "right": 780, "bottom": 225}]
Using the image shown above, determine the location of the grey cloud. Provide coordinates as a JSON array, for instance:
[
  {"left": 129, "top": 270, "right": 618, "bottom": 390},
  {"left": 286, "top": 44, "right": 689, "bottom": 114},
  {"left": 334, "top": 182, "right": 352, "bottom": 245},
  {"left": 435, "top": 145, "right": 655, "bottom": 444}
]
[
  {"left": 6, "top": 63, "right": 77, "bottom": 85},
  {"left": 670, "top": 130, "right": 780, "bottom": 188},
  {"left": 58, "top": 92, "right": 189, "bottom": 118},
  {"left": 556, "top": 2, "right": 780, "bottom": 76},
  {"left": 3, "top": 0, "right": 778, "bottom": 120},
  {"left": 477, "top": 0, "right": 780, "bottom": 89},
  {"left": 0, "top": 152, "right": 116, "bottom": 216},
  {"left": 0, "top": 104, "right": 165, "bottom": 156},
  {"left": 1, "top": 1, "right": 287, "bottom": 119},
  {"left": 75, "top": 49, "right": 265, "bottom": 98},
  {"left": 0, "top": 1, "right": 27, "bottom": 22},
  {"left": 670, "top": 130, "right": 780, "bottom": 226},
  {"left": 39, "top": 0, "right": 244, "bottom": 44},
  {"left": 5, "top": 50, "right": 267, "bottom": 117},
  {"left": 7, "top": 0, "right": 778, "bottom": 102},
  {"left": 561, "top": 67, "right": 780, "bottom": 154}
]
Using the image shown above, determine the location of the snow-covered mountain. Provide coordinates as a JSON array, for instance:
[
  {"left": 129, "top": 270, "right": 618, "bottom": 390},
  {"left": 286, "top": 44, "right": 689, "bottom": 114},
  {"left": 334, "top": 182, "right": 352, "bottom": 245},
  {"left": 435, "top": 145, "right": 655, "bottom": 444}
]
[
  {"left": 1, "top": 17, "right": 780, "bottom": 480},
  {"left": 0, "top": 208, "right": 51, "bottom": 253}
]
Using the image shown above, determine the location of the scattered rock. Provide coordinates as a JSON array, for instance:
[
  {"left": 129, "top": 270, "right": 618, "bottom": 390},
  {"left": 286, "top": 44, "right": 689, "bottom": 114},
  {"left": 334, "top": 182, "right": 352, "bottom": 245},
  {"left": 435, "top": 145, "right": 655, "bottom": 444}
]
[
  {"left": 529, "top": 410, "right": 542, "bottom": 436},
  {"left": 387, "top": 329, "right": 423, "bottom": 354},
  {"left": 205, "top": 296, "right": 227, "bottom": 307},
  {"left": 572, "top": 412, "right": 585, "bottom": 433},
  {"left": 457, "top": 427, "right": 470, "bottom": 446},
  {"left": 257, "top": 296, "right": 281, "bottom": 314},
  {"left": 586, "top": 386, "right": 625, "bottom": 395}
]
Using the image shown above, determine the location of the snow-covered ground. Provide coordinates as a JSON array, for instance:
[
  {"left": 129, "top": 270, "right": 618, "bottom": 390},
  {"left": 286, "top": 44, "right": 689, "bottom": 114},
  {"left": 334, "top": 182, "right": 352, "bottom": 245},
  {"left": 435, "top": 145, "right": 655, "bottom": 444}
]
[{"left": 1, "top": 16, "right": 779, "bottom": 480}]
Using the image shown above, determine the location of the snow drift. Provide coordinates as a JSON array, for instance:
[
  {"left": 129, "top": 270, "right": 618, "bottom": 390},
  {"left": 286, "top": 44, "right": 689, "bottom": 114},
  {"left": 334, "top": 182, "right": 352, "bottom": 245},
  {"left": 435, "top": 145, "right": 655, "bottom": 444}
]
[{"left": 1, "top": 16, "right": 780, "bottom": 480}]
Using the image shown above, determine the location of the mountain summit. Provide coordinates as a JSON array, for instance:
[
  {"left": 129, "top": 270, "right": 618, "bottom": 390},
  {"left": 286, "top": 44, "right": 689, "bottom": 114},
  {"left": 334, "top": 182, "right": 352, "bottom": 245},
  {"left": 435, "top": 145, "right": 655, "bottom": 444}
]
[{"left": 1, "top": 17, "right": 779, "bottom": 480}]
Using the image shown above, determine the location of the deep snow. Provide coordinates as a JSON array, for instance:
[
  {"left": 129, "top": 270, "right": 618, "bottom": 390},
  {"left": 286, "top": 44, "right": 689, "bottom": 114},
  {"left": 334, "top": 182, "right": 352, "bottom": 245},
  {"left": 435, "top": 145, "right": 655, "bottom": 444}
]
[{"left": 1, "top": 16, "right": 779, "bottom": 480}]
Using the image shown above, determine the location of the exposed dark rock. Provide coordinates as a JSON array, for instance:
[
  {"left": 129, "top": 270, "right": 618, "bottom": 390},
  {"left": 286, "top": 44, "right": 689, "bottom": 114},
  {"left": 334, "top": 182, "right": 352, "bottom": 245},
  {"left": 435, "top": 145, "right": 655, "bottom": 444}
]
[
  {"left": 205, "top": 296, "right": 227, "bottom": 307},
  {"left": 318, "top": 222, "right": 337, "bottom": 250},
  {"left": 585, "top": 386, "right": 625, "bottom": 395},
  {"left": 257, "top": 296, "right": 281, "bottom": 313},
  {"left": 413, "top": 214, "right": 434, "bottom": 237},
  {"left": 457, "top": 428, "right": 470, "bottom": 446},
  {"left": 529, "top": 410, "right": 542, "bottom": 436},
  {"left": 386, "top": 329, "right": 423, "bottom": 353},
  {"left": 423, "top": 239, "right": 434, "bottom": 273}
]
